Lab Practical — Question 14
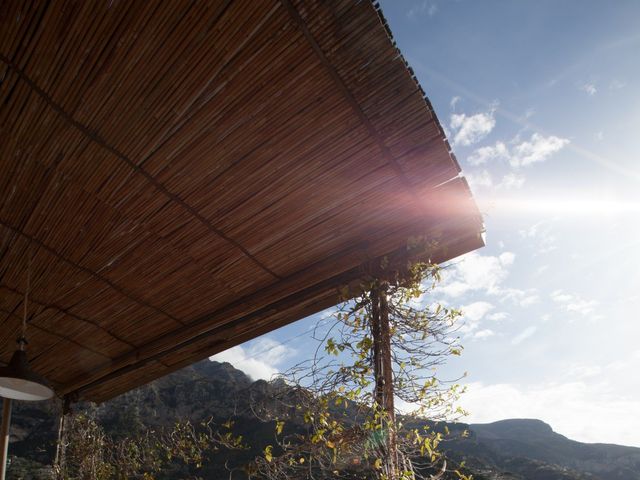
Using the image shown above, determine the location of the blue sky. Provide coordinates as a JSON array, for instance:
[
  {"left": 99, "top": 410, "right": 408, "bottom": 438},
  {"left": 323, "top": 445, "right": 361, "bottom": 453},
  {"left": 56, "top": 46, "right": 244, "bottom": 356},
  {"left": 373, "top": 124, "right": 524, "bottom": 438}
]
[{"left": 214, "top": 0, "right": 640, "bottom": 447}]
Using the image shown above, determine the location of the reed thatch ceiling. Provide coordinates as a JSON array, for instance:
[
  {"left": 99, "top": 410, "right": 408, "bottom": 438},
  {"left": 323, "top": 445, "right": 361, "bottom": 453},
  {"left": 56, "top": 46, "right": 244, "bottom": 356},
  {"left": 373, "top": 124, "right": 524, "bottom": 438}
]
[{"left": 0, "top": 0, "right": 484, "bottom": 402}]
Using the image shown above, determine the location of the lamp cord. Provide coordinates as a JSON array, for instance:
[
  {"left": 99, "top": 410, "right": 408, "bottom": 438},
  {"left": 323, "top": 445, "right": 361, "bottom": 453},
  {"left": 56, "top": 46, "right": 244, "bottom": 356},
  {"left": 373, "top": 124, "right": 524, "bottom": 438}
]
[{"left": 19, "top": 250, "right": 31, "bottom": 350}]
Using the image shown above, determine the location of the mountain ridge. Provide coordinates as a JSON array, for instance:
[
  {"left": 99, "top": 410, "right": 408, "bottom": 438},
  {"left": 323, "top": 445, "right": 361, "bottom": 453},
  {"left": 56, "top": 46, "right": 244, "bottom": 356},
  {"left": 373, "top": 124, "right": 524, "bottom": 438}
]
[{"left": 5, "top": 360, "right": 639, "bottom": 480}]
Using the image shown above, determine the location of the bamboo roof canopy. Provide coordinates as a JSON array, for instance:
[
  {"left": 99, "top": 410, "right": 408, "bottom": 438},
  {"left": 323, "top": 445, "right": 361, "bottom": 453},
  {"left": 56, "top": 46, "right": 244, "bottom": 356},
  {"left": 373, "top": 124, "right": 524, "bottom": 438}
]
[{"left": 0, "top": 0, "right": 484, "bottom": 403}]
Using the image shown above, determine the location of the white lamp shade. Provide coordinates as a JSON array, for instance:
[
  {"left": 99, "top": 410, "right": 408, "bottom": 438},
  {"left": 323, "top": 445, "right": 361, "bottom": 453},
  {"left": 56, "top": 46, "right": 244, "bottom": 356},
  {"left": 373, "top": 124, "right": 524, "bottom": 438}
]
[
  {"left": 0, "top": 376, "right": 53, "bottom": 401},
  {"left": 0, "top": 350, "right": 54, "bottom": 401}
]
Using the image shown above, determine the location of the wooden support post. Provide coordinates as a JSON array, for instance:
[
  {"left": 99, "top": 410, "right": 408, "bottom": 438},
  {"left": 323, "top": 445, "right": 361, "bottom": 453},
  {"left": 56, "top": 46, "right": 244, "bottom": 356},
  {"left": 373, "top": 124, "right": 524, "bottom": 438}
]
[
  {"left": 371, "top": 288, "right": 384, "bottom": 409},
  {"left": 371, "top": 282, "right": 398, "bottom": 479},
  {"left": 0, "top": 398, "right": 12, "bottom": 480},
  {"left": 54, "top": 397, "right": 72, "bottom": 479},
  {"left": 53, "top": 413, "right": 66, "bottom": 479},
  {"left": 379, "top": 282, "right": 398, "bottom": 478}
]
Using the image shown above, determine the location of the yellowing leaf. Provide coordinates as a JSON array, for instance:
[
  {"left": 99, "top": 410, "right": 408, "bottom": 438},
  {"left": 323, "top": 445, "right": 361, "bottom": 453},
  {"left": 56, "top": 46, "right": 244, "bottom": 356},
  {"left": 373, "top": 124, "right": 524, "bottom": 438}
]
[{"left": 264, "top": 445, "right": 273, "bottom": 463}]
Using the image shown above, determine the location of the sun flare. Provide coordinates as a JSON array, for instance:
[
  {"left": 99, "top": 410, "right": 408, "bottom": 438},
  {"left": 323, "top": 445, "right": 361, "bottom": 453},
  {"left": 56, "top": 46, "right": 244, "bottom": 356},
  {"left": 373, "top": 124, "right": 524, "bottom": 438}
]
[{"left": 480, "top": 196, "right": 640, "bottom": 216}]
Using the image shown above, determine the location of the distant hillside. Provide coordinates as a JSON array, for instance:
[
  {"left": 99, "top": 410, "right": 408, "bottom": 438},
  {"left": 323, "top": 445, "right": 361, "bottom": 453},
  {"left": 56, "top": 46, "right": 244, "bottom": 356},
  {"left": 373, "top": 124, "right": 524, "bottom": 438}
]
[
  {"left": 449, "top": 418, "right": 640, "bottom": 480},
  {"left": 5, "top": 360, "right": 640, "bottom": 479}
]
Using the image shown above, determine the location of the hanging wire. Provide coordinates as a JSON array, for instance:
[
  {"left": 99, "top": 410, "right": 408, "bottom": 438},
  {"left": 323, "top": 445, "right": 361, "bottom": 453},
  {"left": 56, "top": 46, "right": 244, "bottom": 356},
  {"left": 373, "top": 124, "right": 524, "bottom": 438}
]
[{"left": 20, "top": 247, "right": 32, "bottom": 348}]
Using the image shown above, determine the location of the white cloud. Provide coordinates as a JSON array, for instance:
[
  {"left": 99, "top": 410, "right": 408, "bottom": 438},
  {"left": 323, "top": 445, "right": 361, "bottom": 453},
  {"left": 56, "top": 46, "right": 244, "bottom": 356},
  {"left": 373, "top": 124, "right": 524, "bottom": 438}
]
[
  {"left": 510, "top": 288, "right": 540, "bottom": 307},
  {"left": 437, "top": 251, "right": 515, "bottom": 297},
  {"left": 520, "top": 294, "right": 539, "bottom": 307},
  {"left": 460, "top": 381, "right": 640, "bottom": 446},
  {"left": 465, "top": 170, "right": 525, "bottom": 192},
  {"left": 450, "top": 96, "right": 461, "bottom": 109},
  {"left": 609, "top": 79, "right": 626, "bottom": 90},
  {"left": 458, "top": 302, "right": 501, "bottom": 340},
  {"left": 498, "top": 251, "right": 515, "bottom": 265},
  {"left": 450, "top": 110, "right": 496, "bottom": 146},
  {"left": 473, "top": 329, "right": 495, "bottom": 340},
  {"left": 462, "top": 301, "right": 495, "bottom": 322},
  {"left": 407, "top": 0, "right": 438, "bottom": 19},
  {"left": 467, "top": 133, "right": 568, "bottom": 170},
  {"left": 465, "top": 169, "right": 494, "bottom": 191},
  {"left": 511, "top": 326, "right": 537, "bottom": 345},
  {"left": 501, "top": 288, "right": 540, "bottom": 307},
  {"left": 519, "top": 222, "right": 541, "bottom": 239},
  {"left": 551, "top": 290, "right": 599, "bottom": 318},
  {"left": 519, "top": 221, "right": 557, "bottom": 254},
  {"left": 210, "top": 337, "right": 296, "bottom": 381},
  {"left": 498, "top": 172, "right": 526, "bottom": 189},
  {"left": 487, "top": 312, "right": 508, "bottom": 321},
  {"left": 535, "top": 264, "right": 550, "bottom": 276},
  {"left": 467, "top": 141, "right": 509, "bottom": 166},
  {"left": 551, "top": 290, "right": 573, "bottom": 303},
  {"left": 581, "top": 82, "right": 597, "bottom": 96},
  {"left": 566, "top": 299, "right": 598, "bottom": 316},
  {"left": 565, "top": 364, "right": 603, "bottom": 380},
  {"left": 510, "top": 133, "right": 569, "bottom": 168},
  {"left": 438, "top": 252, "right": 541, "bottom": 311}
]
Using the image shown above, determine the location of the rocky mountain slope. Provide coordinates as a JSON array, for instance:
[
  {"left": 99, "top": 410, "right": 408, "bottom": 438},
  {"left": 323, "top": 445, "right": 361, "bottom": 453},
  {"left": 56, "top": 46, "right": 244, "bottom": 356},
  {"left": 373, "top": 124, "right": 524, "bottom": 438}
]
[
  {"left": 444, "top": 418, "right": 640, "bottom": 480},
  {"left": 5, "top": 360, "right": 639, "bottom": 479}
]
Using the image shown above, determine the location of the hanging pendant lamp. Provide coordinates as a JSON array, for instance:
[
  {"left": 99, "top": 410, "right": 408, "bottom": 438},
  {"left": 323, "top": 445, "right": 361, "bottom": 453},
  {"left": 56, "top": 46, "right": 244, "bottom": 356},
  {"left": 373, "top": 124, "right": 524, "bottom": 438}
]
[
  {"left": 0, "top": 339, "right": 53, "bottom": 401},
  {"left": 0, "top": 255, "right": 54, "bottom": 401}
]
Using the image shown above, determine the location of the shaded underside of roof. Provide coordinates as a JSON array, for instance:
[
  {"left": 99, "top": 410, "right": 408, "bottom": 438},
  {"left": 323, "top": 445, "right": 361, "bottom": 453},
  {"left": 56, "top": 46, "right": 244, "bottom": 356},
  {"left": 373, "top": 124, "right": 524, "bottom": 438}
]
[{"left": 0, "top": 0, "right": 484, "bottom": 402}]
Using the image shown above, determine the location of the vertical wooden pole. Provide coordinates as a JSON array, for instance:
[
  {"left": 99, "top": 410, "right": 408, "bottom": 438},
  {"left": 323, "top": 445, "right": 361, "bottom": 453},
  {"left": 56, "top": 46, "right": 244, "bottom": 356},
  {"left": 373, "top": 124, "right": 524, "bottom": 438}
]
[
  {"left": 54, "top": 413, "right": 65, "bottom": 479},
  {"left": 0, "top": 398, "right": 12, "bottom": 480},
  {"left": 371, "top": 282, "right": 397, "bottom": 479},
  {"left": 371, "top": 288, "right": 384, "bottom": 409},
  {"left": 378, "top": 282, "right": 398, "bottom": 478},
  {"left": 54, "top": 396, "right": 71, "bottom": 480}
]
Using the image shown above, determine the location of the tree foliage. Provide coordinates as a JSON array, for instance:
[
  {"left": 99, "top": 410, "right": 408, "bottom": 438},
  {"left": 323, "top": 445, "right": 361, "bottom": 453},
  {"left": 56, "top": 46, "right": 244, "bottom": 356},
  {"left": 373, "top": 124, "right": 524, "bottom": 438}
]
[
  {"left": 57, "top": 413, "right": 244, "bottom": 480},
  {"left": 248, "top": 260, "right": 469, "bottom": 479}
]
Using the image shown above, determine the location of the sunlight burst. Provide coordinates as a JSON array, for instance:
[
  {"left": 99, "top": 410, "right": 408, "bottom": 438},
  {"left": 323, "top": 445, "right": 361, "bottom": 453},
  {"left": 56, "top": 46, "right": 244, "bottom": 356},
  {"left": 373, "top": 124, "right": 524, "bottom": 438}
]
[{"left": 482, "top": 196, "right": 640, "bottom": 216}]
